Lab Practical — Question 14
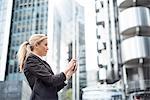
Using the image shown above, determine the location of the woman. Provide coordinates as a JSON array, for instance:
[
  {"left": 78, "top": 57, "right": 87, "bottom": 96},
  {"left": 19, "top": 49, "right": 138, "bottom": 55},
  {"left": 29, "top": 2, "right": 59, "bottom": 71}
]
[{"left": 17, "top": 34, "right": 77, "bottom": 100}]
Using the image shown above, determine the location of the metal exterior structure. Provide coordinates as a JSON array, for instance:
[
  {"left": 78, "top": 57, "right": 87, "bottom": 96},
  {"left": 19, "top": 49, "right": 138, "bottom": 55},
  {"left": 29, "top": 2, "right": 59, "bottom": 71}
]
[
  {"left": 82, "top": 0, "right": 124, "bottom": 99},
  {"left": 119, "top": 7, "right": 150, "bottom": 36},
  {"left": 92, "top": 0, "right": 150, "bottom": 99},
  {"left": 118, "top": 0, "right": 150, "bottom": 99},
  {"left": 95, "top": 0, "right": 121, "bottom": 85}
]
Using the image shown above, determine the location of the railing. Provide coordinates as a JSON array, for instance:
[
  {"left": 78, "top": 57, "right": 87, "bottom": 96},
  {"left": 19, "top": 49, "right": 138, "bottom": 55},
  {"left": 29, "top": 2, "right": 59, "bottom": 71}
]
[{"left": 127, "top": 80, "right": 150, "bottom": 93}]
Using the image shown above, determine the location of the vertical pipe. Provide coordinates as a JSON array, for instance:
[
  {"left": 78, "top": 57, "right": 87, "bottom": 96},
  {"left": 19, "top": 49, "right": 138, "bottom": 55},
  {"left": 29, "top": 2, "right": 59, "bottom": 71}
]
[
  {"left": 72, "top": 0, "right": 76, "bottom": 98},
  {"left": 104, "top": 0, "right": 113, "bottom": 82},
  {"left": 72, "top": 0, "right": 80, "bottom": 100},
  {"left": 109, "top": 0, "right": 120, "bottom": 82},
  {"left": 138, "top": 59, "right": 145, "bottom": 90}
]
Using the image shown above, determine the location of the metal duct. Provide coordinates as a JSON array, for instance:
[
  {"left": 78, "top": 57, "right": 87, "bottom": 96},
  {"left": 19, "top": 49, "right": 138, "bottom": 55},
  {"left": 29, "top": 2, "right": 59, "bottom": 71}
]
[
  {"left": 121, "top": 36, "right": 150, "bottom": 64},
  {"left": 118, "top": 0, "right": 150, "bottom": 8},
  {"left": 119, "top": 7, "right": 150, "bottom": 36}
]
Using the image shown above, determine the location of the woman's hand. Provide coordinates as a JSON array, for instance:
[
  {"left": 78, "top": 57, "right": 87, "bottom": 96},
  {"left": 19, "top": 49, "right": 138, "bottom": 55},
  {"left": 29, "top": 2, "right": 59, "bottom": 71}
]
[
  {"left": 66, "top": 65, "right": 77, "bottom": 80},
  {"left": 63, "top": 58, "right": 77, "bottom": 80}
]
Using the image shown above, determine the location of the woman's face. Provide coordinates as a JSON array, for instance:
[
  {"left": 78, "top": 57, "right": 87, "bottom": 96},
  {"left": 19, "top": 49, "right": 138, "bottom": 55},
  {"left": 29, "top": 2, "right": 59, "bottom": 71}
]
[{"left": 35, "top": 39, "right": 48, "bottom": 56}]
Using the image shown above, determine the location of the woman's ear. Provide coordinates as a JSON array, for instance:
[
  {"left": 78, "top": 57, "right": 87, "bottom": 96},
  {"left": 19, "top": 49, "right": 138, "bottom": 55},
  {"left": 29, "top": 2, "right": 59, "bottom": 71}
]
[{"left": 34, "top": 43, "right": 39, "bottom": 48}]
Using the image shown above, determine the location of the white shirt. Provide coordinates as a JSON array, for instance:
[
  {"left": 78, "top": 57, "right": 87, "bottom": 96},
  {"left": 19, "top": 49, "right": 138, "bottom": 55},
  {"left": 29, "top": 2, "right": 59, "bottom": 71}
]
[{"left": 31, "top": 52, "right": 43, "bottom": 60}]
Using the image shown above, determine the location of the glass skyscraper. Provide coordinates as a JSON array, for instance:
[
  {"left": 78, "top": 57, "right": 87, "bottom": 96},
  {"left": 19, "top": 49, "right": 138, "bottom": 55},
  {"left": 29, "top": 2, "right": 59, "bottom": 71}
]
[
  {"left": 6, "top": 0, "right": 48, "bottom": 80},
  {"left": 72, "top": 2, "right": 87, "bottom": 100}
]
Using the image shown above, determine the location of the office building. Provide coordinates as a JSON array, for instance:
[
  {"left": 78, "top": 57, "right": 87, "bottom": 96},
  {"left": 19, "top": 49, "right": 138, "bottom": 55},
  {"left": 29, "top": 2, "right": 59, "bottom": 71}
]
[
  {"left": 6, "top": 0, "right": 48, "bottom": 81},
  {"left": 83, "top": 0, "right": 123, "bottom": 99},
  {"left": 0, "top": 0, "right": 48, "bottom": 99},
  {"left": 72, "top": 2, "right": 86, "bottom": 100}
]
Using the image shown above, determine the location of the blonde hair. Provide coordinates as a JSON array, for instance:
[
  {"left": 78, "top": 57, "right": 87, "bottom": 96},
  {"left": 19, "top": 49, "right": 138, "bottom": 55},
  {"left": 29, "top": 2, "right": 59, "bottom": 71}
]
[{"left": 17, "top": 34, "right": 47, "bottom": 72}]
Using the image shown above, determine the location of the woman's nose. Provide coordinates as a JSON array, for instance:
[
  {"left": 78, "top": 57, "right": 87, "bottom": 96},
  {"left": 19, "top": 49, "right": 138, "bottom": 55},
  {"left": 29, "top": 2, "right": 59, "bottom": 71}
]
[{"left": 46, "top": 47, "right": 49, "bottom": 50}]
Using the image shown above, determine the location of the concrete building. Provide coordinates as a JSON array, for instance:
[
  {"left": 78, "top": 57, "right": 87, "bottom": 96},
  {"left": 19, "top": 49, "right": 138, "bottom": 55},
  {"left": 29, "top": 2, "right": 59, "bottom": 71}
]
[
  {"left": 83, "top": 0, "right": 123, "bottom": 99},
  {"left": 0, "top": 0, "right": 13, "bottom": 81}
]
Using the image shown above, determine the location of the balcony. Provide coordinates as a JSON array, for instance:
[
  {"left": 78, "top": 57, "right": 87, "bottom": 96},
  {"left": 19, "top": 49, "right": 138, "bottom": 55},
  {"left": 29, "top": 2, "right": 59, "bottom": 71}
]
[
  {"left": 95, "top": 0, "right": 103, "bottom": 11},
  {"left": 96, "top": 10, "right": 105, "bottom": 24},
  {"left": 119, "top": 7, "right": 150, "bottom": 36},
  {"left": 121, "top": 36, "right": 150, "bottom": 64}
]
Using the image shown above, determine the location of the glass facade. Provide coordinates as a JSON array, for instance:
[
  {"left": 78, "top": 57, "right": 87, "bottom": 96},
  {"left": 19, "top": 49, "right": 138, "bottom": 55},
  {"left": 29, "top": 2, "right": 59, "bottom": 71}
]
[
  {"left": 6, "top": 0, "right": 48, "bottom": 80},
  {"left": 74, "top": 2, "right": 87, "bottom": 100},
  {"left": 77, "top": 7, "right": 87, "bottom": 91},
  {"left": 52, "top": 9, "right": 62, "bottom": 74}
]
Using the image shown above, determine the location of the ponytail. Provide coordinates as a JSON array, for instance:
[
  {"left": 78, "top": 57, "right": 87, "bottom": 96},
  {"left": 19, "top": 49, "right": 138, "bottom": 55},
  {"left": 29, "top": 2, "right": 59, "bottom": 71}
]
[{"left": 17, "top": 41, "right": 31, "bottom": 72}]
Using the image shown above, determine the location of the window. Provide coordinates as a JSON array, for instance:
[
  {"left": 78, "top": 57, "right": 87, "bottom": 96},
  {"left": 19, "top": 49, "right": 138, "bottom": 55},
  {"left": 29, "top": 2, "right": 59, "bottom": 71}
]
[
  {"left": 14, "top": 61, "right": 18, "bottom": 73},
  {"left": 9, "top": 65, "right": 13, "bottom": 73},
  {"left": 15, "top": 1, "right": 19, "bottom": 8},
  {"left": 36, "top": 13, "right": 39, "bottom": 18}
]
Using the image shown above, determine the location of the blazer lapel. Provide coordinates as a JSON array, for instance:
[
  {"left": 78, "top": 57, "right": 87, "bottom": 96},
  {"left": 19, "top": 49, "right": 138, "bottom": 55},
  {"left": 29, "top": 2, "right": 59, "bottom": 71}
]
[
  {"left": 30, "top": 53, "right": 54, "bottom": 74},
  {"left": 40, "top": 60, "right": 54, "bottom": 74}
]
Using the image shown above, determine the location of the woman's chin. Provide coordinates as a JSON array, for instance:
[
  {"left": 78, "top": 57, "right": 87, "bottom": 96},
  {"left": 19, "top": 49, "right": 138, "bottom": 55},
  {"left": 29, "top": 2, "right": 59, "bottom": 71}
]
[{"left": 43, "top": 53, "right": 47, "bottom": 56}]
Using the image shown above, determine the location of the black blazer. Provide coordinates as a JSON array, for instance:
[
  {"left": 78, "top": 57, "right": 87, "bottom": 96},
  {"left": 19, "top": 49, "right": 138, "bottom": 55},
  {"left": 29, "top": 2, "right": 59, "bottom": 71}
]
[{"left": 24, "top": 53, "right": 67, "bottom": 100}]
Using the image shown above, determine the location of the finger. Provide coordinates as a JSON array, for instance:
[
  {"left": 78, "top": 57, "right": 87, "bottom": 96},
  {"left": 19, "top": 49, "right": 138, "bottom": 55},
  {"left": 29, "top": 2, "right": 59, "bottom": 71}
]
[
  {"left": 71, "top": 58, "right": 76, "bottom": 62},
  {"left": 69, "top": 59, "right": 76, "bottom": 66},
  {"left": 73, "top": 65, "right": 77, "bottom": 72},
  {"left": 75, "top": 63, "right": 78, "bottom": 71},
  {"left": 73, "top": 67, "right": 77, "bottom": 72},
  {"left": 71, "top": 65, "right": 75, "bottom": 71},
  {"left": 73, "top": 62, "right": 76, "bottom": 66},
  {"left": 71, "top": 61, "right": 76, "bottom": 69}
]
